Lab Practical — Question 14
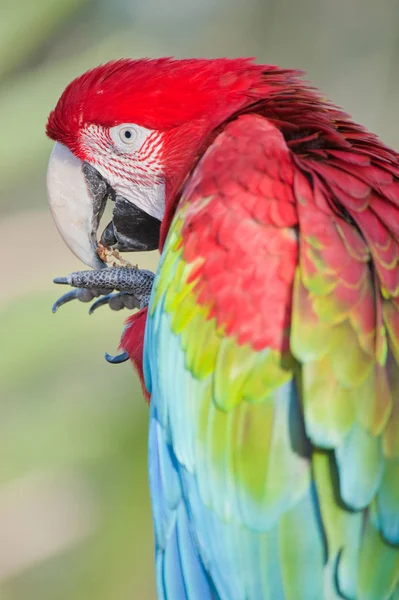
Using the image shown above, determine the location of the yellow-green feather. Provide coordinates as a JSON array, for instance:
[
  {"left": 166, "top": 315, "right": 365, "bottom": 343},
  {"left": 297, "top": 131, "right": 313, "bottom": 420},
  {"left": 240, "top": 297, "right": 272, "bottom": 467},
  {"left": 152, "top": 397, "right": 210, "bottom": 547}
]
[{"left": 148, "top": 190, "right": 399, "bottom": 599}]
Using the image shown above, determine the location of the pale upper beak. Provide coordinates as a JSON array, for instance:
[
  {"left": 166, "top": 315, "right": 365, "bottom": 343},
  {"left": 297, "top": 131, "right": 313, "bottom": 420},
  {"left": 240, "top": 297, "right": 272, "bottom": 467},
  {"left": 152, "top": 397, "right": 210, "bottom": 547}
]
[{"left": 46, "top": 142, "right": 107, "bottom": 269}]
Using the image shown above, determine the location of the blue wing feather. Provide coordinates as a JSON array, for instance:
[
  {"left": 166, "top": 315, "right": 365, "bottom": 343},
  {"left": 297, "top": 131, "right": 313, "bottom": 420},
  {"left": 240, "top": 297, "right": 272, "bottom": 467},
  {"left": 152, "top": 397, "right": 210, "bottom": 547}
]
[{"left": 149, "top": 407, "right": 216, "bottom": 600}]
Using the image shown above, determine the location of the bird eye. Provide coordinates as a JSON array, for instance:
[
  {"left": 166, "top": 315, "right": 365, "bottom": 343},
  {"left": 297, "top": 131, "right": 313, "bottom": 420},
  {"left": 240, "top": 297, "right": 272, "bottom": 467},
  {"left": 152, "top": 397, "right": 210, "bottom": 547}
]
[
  {"left": 119, "top": 127, "right": 137, "bottom": 144},
  {"left": 109, "top": 123, "right": 153, "bottom": 153}
]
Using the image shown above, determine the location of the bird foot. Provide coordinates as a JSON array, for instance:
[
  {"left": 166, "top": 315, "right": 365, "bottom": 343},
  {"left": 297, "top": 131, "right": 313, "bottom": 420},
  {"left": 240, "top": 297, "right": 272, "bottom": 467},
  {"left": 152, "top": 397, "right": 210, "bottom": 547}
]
[
  {"left": 52, "top": 267, "right": 155, "bottom": 314},
  {"left": 52, "top": 267, "right": 155, "bottom": 364}
]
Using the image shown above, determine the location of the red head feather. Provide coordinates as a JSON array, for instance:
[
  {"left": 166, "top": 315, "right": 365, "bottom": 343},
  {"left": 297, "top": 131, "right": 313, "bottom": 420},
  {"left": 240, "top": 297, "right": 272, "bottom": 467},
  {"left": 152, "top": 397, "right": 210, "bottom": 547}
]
[
  {"left": 46, "top": 58, "right": 313, "bottom": 244},
  {"left": 47, "top": 58, "right": 299, "bottom": 240},
  {"left": 46, "top": 57, "right": 283, "bottom": 151}
]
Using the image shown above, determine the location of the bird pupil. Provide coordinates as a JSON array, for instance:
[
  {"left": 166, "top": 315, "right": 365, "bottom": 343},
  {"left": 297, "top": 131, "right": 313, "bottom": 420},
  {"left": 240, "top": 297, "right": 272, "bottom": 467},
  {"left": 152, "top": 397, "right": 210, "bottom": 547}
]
[{"left": 124, "top": 130, "right": 132, "bottom": 139}]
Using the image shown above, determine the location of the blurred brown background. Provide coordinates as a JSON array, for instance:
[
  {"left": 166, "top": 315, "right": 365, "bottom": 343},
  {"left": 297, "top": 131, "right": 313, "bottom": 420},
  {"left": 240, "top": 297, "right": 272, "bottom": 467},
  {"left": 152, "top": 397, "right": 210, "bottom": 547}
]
[{"left": 0, "top": 0, "right": 398, "bottom": 598}]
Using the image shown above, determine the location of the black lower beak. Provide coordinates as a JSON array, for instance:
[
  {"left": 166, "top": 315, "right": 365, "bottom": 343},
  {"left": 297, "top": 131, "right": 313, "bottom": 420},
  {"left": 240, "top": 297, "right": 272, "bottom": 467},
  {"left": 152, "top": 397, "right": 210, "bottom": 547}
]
[
  {"left": 100, "top": 196, "right": 161, "bottom": 252},
  {"left": 83, "top": 163, "right": 161, "bottom": 254}
]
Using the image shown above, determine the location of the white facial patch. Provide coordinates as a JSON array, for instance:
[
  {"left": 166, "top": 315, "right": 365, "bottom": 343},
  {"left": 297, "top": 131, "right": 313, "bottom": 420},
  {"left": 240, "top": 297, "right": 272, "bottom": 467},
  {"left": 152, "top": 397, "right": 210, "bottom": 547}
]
[{"left": 82, "top": 123, "right": 166, "bottom": 222}]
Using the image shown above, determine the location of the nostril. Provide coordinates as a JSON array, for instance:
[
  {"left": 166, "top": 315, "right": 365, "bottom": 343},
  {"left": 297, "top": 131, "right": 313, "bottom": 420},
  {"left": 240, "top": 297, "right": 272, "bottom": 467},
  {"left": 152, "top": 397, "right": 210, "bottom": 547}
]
[{"left": 100, "top": 221, "right": 117, "bottom": 248}]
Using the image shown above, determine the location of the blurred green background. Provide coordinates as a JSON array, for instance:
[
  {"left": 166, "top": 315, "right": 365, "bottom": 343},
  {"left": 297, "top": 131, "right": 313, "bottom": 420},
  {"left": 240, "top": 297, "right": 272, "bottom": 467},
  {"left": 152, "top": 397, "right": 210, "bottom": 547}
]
[{"left": 1, "top": 0, "right": 398, "bottom": 598}]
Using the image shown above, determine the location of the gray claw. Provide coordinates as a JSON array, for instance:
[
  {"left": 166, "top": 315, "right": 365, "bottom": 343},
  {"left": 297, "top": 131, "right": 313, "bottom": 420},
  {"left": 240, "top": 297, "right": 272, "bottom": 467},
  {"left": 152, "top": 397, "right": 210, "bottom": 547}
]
[
  {"left": 52, "top": 288, "right": 95, "bottom": 313},
  {"left": 89, "top": 292, "right": 139, "bottom": 314},
  {"left": 105, "top": 350, "right": 129, "bottom": 364},
  {"left": 89, "top": 293, "right": 115, "bottom": 314},
  {"left": 53, "top": 277, "right": 69, "bottom": 285}
]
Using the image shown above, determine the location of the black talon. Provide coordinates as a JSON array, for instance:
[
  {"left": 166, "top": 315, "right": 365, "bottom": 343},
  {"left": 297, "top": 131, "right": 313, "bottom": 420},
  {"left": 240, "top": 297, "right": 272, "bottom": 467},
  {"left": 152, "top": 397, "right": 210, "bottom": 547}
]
[
  {"left": 52, "top": 289, "right": 82, "bottom": 312},
  {"left": 53, "top": 277, "right": 69, "bottom": 285},
  {"left": 89, "top": 292, "right": 140, "bottom": 314},
  {"left": 52, "top": 288, "right": 95, "bottom": 312},
  {"left": 105, "top": 350, "right": 129, "bottom": 364},
  {"left": 89, "top": 294, "right": 115, "bottom": 315}
]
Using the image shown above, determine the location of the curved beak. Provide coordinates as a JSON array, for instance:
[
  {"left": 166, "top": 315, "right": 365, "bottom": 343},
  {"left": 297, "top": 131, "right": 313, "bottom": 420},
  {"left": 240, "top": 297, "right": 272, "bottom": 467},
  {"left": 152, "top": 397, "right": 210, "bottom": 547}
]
[
  {"left": 46, "top": 142, "right": 106, "bottom": 270},
  {"left": 47, "top": 142, "right": 162, "bottom": 267}
]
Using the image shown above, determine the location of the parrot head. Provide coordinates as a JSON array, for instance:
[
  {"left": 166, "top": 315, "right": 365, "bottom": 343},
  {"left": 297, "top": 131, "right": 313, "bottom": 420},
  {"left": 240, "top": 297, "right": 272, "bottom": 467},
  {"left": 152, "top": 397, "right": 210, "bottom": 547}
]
[{"left": 46, "top": 57, "right": 275, "bottom": 267}]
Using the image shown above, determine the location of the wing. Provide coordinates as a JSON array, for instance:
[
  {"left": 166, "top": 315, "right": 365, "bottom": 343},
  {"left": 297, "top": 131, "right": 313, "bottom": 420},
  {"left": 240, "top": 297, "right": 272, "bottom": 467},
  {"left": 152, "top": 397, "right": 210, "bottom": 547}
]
[{"left": 144, "top": 114, "right": 399, "bottom": 600}]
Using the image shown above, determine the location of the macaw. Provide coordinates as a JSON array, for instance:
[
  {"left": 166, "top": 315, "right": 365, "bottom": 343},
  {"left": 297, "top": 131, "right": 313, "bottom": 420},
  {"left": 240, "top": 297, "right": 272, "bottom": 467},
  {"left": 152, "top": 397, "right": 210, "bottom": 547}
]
[{"left": 46, "top": 58, "right": 399, "bottom": 599}]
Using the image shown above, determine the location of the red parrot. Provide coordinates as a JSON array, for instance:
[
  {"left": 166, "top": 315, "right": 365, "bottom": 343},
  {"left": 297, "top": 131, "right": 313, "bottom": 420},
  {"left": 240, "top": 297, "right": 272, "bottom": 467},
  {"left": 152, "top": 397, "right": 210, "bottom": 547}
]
[{"left": 46, "top": 58, "right": 399, "bottom": 599}]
